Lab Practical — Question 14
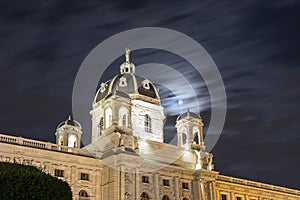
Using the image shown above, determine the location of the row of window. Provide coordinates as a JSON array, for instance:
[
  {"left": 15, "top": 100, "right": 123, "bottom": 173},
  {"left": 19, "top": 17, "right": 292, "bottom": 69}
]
[
  {"left": 178, "top": 126, "right": 201, "bottom": 146},
  {"left": 55, "top": 171, "right": 189, "bottom": 188},
  {"left": 141, "top": 192, "right": 189, "bottom": 200},
  {"left": 54, "top": 169, "right": 89, "bottom": 181},
  {"left": 98, "top": 114, "right": 129, "bottom": 130},
  {"left": 57, "top": 135, "right": 78, "bottom": 148},
  {"left": 221, "top": 194, "right": 242, "bottom": 200},
  {"left": 142, "top": 176, "right": 189, "bottom": 189},
  {"left": 56, "top": 171, "right": 193, "bottom": 199},
  {"left": 119, "top": 77, "right": 151, "bottom": 90},
  {"left": 98, "top": 111, "right": 152, "bottom": 136}
]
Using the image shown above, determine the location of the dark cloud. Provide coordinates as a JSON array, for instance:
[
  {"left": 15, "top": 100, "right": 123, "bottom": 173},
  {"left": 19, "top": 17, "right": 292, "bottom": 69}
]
[{"left": 0, "top": 0, "right": 299, "bottom": 189}]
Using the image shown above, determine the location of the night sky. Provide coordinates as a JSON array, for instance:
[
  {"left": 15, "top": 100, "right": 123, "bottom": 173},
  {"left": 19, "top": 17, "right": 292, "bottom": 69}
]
[{"left": 1, "top": 0, "right": 300, "bottom": 190}]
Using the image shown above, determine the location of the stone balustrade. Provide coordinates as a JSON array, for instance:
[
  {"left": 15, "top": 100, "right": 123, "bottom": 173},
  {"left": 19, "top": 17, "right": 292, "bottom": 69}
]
[
  {"left": 217, "top": 175, "right": 300, "bottom": 196},
  {"left": 0, "top": 133, "right": 94, "bottom": 157}
]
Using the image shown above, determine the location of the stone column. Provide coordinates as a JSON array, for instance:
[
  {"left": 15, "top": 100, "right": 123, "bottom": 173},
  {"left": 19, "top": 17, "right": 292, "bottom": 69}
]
[
  {"left": 215, "top": 189, "right": 220, "bottom": 200},
  {"left": 211, "top": 181, "right": 216, "bottom": 200},
  {"left": 206, "top": 181, "right": 217, "bottom": 200},
  {"left": 197, "top": 131, "right": 201, "bottom": 145},
  {"left": 128, "top": 105, "right": 132, "bottom": 129},
  {"left": 192, "top": 179, "right": 199, "bottom": 200},
  {"left": 112, "top": 101, "right": 119, "bottom": 126},
  {"left": 187, "top": 123, "right": 193, "bottom": 149},
  {"left": 178, "top": 132, "right": 182, "bottom": 146},
  {"left": 199, "top": 179, "right": 206, "bottom": 200},
  {"left": 208, "top": 181, "right": 213, "bottom": 200},
  {"left": 199, "top": 126, "right": 204, "bottom": 145}
]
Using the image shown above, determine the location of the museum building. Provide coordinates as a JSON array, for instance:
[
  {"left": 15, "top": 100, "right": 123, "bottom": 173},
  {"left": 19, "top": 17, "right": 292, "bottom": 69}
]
[{"left": 0, "top": 50, "right": 299, "bottom": 200}]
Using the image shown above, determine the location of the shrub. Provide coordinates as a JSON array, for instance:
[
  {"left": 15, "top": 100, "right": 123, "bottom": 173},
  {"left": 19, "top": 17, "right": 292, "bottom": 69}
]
[{"left": 0, "top": 162, "right": 72, "bottom": 200}]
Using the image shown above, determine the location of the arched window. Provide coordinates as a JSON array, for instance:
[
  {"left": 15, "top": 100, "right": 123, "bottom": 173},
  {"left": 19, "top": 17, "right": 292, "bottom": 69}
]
[
  {"left": 68, "top": 135, "right": 77, "bottom": 148},
  {"left": 105, "top": 107, "right": 112, "bottom": 128},
  {"left": 122, "top": 114, "right": 127, "bottom": 127},
  {"left": 142, "top": 80, "right": 150, "bottom": 89},
  {"left": 193, "top": 134, "right": 199, "bottom": 144},
  {"left": 79, "top": 190, "right": 89, "bottom": 200},
  {"left": 178, "top": 127, "right": 187, "bottom": 146},
  {"left": 193, "top": 126, "right": 200, "bottom": 144},
  {"left": 182, "top": 133, "right": 187, "bottom": 145},
  {"left": 98, "top": 117, "right": 104, "bottom": 136},
  {"left": 119, "top": 77, "right": 127, "bottom": 87},
  {"left": 183, "top": 198, "right": 189, "bottom": 200},
  {"left": 119, "top": 107, "right": 129, "bottom": 127},
  {"left": 58, "top": 135, "right": 63, "bottom": 145},
  {"left": 141, "top": 192, "right": 150, "bottom": 200},
  {"left": 144, "top": 114, "right": 151, "bottom": 132},
  {"left": 162, "top": 195, "right": 169, "bottom": 200}
]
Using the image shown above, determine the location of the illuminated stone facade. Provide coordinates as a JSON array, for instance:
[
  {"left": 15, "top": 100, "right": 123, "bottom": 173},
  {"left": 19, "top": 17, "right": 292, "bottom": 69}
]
[{"left": 0, "top": 49, "right": 299, "bottom": 200}]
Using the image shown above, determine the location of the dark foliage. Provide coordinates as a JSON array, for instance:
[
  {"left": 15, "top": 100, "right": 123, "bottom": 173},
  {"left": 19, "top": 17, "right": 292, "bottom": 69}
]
[{"left": 0, "top": 162, "right": 72, "bottom": 200}]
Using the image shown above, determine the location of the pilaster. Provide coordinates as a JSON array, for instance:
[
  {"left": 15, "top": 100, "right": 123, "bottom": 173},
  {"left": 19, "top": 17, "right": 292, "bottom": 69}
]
[
  {"left": 95, "top": 169, "right": 101, "bottom": 200},
  {"left": 135, "top": 168, "right": 140, "bottom": 200},
  {"left": 230, "top": 192, "right": 235, "bottom": 200},
  {"left": 155, "top": 173, "right": 160, "bottom": 199},
  {"left": 174, "top": 176, "right": 179, "bottom": 200},
  {"left": 119, "top": 166, "right": 125, "bottom": 200}
]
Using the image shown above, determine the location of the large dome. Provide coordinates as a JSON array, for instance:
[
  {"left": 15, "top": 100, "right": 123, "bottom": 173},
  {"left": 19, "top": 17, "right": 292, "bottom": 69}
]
[{"left": 94, "top": 72, "right": 160, "bottom": 103}]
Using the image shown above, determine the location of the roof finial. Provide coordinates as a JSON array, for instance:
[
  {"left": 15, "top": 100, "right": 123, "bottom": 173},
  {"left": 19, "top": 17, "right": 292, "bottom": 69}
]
[
  {"left": 125, "top": 48, "right": 131, "bottom": 62},
  {"left": 68, "top": 115, "right": 71, "bottom": 120},
  {"left": 120, "top": 48, "right": 135, "bottom": 74}
]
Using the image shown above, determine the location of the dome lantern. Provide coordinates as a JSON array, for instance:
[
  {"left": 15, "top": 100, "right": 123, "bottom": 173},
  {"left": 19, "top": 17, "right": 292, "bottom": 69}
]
[
  {"left": 55, "top": 116, "right": 82, "bottom": 148},
  {"left": 176, "top": 110, "right": 204, "bottom": 149},
  {"left": 120, "top": 48, "right": 135, "bottom": 74}
]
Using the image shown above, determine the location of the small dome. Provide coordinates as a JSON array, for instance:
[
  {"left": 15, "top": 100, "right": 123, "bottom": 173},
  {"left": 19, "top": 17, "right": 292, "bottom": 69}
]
[
  {"left": 177, "top": 110, "right": 201, "bottom": 121},
  {"left": 57, "top": 116, "right": 82, "bottom": 129}
]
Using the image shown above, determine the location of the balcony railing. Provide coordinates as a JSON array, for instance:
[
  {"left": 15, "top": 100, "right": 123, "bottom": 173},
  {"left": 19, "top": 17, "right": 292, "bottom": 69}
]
[
  {"left": 0, "top": 133, "right": 94, "bottom": 157},
  {"left": 217, "top": 175, "right": 300, "bottom": 196}
]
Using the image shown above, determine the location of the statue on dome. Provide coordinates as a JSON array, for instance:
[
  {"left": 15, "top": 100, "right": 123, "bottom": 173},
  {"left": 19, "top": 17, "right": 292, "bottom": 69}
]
[{"left": 125, "top": 48, "right": 131, "bottom": 62}]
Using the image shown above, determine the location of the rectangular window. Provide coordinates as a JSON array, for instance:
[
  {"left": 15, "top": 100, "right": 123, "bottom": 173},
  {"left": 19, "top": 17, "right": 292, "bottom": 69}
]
[
  {"left": 163, "top": 179, "right": 170, "bottom": 186},
  {"left": 54, "top": 169, "right": 64, "bottom": 177},
  {"left": 221, "top": 194, "right": 227, "bottom": 200},
  {"left": 80, "top": 173, "right": 89, "bottom": 181},
  {"left": 142, "top": 176, "right": 149, "bottom": 183},
  {"left": 182, "top": 182, "right": 189, "bottom": 189},
  {"left": 236, "top": 197, "right": 242, "bottom": 200}
]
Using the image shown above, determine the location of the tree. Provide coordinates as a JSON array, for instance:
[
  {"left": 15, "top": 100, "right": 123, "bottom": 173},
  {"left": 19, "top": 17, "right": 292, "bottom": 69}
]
[{"left": 0, "top": 162, "right": 72, "bottom": 200}]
